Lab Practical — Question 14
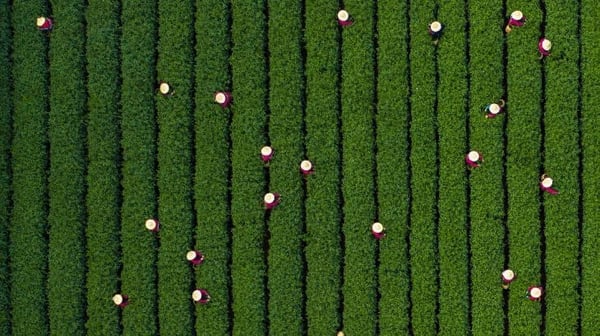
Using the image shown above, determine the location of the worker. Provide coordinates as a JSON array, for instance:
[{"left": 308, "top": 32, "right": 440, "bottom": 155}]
[
  {"left": 145, "top": 218, "right": 160, "bottom": 232},
  {"left": 505, "top": 10, "right": 526, "bottom": 33},
  {"left": 540, "top": 174, "right": 559, "bottom": 195},
  {"left": 112, "top": 294, "right": 129, "bottom": 308},
  {"left": 527, "top": 286, "right": 543, "bottom": 301},
  {"left": 501, "top": 269, "right": 515, "bottom": 289},
  {"left": 159, "top": 81, "right": 173, "bottom": 96},
  {"left": 214, "top": 91, "right": 232, "bottom": 108},
  {"left": 428, "top": 21, "right": 443, "bottom": 44},
  {"left": 484, "top": 99, "right": 506, "bottom": 118},
  {"left": 261, "top": 146, "right": 273, "bottom": 163},
  {"left": 538, "top": 38, "right": 551, "bottom": 59},
  {"left": 192, "top": 289, "right": 211, "bottom": 304},
  {"left": 300, "top": 160, "right": 314, "bottom": 176},
  {"left": 186, "top": 250, "right": 205, "bottom": 266},
  {"left": 465, "top": 151, "right": 483, "bottom": 169},
  {"left": 371, "top": 222, "right": 385, "bottom": 240},
  {"left": 337, "top": 10, "right": 353, "bottom": 27},
  {"left": 264, "top": 192, "right": 280, "bottom": 210},
  {"left": 36, "top": 16, "right": 53, "bottom": 31}
]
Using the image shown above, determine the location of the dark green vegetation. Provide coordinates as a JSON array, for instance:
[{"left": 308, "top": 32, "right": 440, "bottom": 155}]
[{"left": 1, "top": 0, "right": 597, "bottom": 335}]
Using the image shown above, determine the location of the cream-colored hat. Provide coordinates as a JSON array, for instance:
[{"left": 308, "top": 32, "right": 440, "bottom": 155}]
[
  {"left": 159, "top": 82, "right": 170, "bottom": 94},
  {"left": 430, "top": 21, "right": 442, "bottom": 33},
  {"left": 511, "top": 11, "right": 523, "bottom": 21},
  {"left": 541, "top": 177, "right": 553, "bottom": 188},
  {"left": 502, "top": 269, "right": 514, "bottom": 280},
  {"left": 145, "top": 219, "right": 157, "bottom": 230},
  {"left": 542, "top": 39, "right": 552, "bottom": 51},
  {"left": 112, "top": 294, "right": 124, "bottom": 305},
  {"left": 186, "top": 250, "right": 197, "bottom": 261},
  {"left": 192, "top": 289, "right": 203, "bottom": 301},
  {"left": 489, "top": 103, "right": 501, "bottom": 114},
  {"left": 215, "top": 92, "right": 226, "bottom": 104},
  {"left": 264, "top": 193, "right": 275, "bottom": 203},
  {"left": 372, "top": 222, "right": 384, "bottom": 233},
  {"left": 261, "top": 146, "right": 272, "bottom": 156},
  {"left": 36, "top": 17, "right": 46, "bottom": 27},
  {"left": 468, "top": 151, "right": 480, "bottom": 162},
  {"left": 530, "top": 287, "right": 542, "bottom": 298},
  {"left": 337, "top": 332, "right": 345, "bottom": 336},
  {"left": 301, "top": 160, "right": 312, "bottom": 171},
  {"left": 337, "top": 10, "right": 349, "bottom": 21}
]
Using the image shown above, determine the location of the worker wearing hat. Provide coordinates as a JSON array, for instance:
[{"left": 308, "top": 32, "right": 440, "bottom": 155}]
[
  {"left": 538, "top": 38, "right": 552, "bottom": 59},
  {"left": 264, "top": 192, "right": 281, "bottom": 210},
  {"left": 158, "top": 81, "right": 173, "bottom": 96},
  {"left": 484, "top": 99, "right": 506, "bottom": 119},
  {"left": 428, "top": 21, "right": 443, "bottom": 44},
  {"left": 186, "top": 250, "right": 205, "bottom": 266},
  {"left": 501, "top": 269, "right": 515, "bottom": 289},
  {"left": 465, "top": 150, "right": 483, "bottom": 169},
  {"left": 112, "top": 294, "right": 129, "bottom": 308},
  {"left": 300, "top": 160, "right": 314, "bottom": 176},
  {"left": 261, "top": 146, "right": 273, "bottom": 163},
  {"left": 192, "top": 289, "right": 211, "bottom": 304},
  {"left": 36, "top": 16, "right": 53, "bottom": 31},
  {"left": 371, "top": 222, "right": 385, "bottom": 240},
  {"left": 337, "top": 9, "right": 353, "bottom": 27},
  {"left": 540, "top": 174, "right": 559, "bottom": 195},
  {"left": 527, "top": 286, "right": 543, "bottom": 301},
  {"left": 505, "top": 10, "right": 526, "bottom": 33},
  {"left": 214, "top": 91, "right": 232, "bottom": 108},
  {"left": 145, "top": 218, "right": 160, "bottom": 232}
]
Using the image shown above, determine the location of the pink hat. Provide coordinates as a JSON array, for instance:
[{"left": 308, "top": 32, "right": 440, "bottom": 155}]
[
  {"left": 145, "top": 219, "right": 157, "bottom": 230},
  {"left": 337, "top": 10, "right": 349, "bottom": 21},
  {"left": 502, "top": 269, "right": 514, "bottom": 280},
  {"left": 215, "top": 92, "right": 226, "bottom": 104},
  {"left": 261, "top": 146, "right": 272, "bottom": 156},
  {"left": 192, "top": 289, "right": 203, "bottom": 301},
  {"left": 300, "top": 160, "right": 312, "bottom": 171},
  {"left": 112, "top": 294, "right": 124, "bottom": 305},
  {"left": 530, "top": 287, "right": 542, "bottom": 298},
  {"left": 468, "top": 151, "right": 480, "bottom": 162},
  {"left": 264, "top": 193, "right": 276, "bottom": 203},
  {"left": 159, "top": 82, "right": 170, "bottom": 94},
  {"left": 541, "top": 177, "right": 553, "bottom": 188},
  {"left": 372, "top": 222, "right": 384, "bottom": 233},
  {"left": 186, "top": 250, "right": 197, "bottom": 261},
  {"left": 430, "top": 21, "right": 442, "bottom": 32},
  {"left": 489, "top": 103, "right": 501, "bottom": 114},
  {"left": 36, "top": 17, "right": 47, "bottom": 27},
  {"left": 541, "top": 39, "right": 552, "bottom": 51},
  {"left": 511, "top": 10, "right": 523, "bottom": 21}
]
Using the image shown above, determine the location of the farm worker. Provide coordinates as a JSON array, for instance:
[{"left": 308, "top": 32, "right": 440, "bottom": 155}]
[
  {"left": 186, "top": 250, "right": 205, "bottom": 266},
  {"left": 527, "top": 286, "right": 543, "bottom": 301},
  {"left": 192, "top": 289, "right": 211, "bottom": 304},
  {"left": 214, "top": 91, "right": 232, "bottom": 108},
  {"left": 371, "top": 222, "right": 385, "bottom": 240},
  {"left": 538, "top": 38, "right": 551, "bottom": 59},
  {"left": 145, "top": 218, "right": 160, "bottom": 232},
  {"left": 264, "top": 192, "right": 281, "bottom": 210},
  {"left": 159, "top": 81, "right": 173, "bottom": 96},
  {"left": 484, "top": 99, "right": 506, "bottom": 119},
  {"left": 505, "top": 10, "right": 526, "bottom": 33},
  {"left": 261, "top": 146, "right": 273, "bottom": 163},
  {"left": 112, "top": 294, "right": 129, "bottom": 308},
  {"left": 465, "top": 150, "right": 483, "bottom": 169},
  {"left": 300, "top": 160, "right": 314, "bottom": 176},
  {"left": 540, "top": 174, "right": 559, "bottom": 195},
  {"left": 36, "top": 16, "right": 53, "bottom": 31},
  {"left": 501, "top": 269, "right": 515, "bottom": 289},
  {"left": 337, "top": 10, "right": 353, "bottom": 27},
  {"left": 428, "top": 21, "right": 443, "bottom": 44}
]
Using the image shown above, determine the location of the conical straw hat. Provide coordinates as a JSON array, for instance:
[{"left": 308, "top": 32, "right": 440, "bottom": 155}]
[
  {"left": 145, "top": 219, "right": 157, "bottom": 230},
  {"left": 215, "top": 92, "right": 226, "bottom": 103},
  {"left": 502, "top": 269, "right": 514, "bottom": 280},
  {"left": 301, "top": 160, "right": 312, "bottom": 171},
  {"left": 112, "top": 294, "right": 123, "bottom": 305},
  {"left": 186, "top": 250, "right": 197, "bottom": 261},
  {"left": 542, "top": 39, "right": 552, "bottom": 51},
  {"left": 264, "top": 193, "right": 275, "bottom": 203},
  {"left": 430, "top": 21, "right": 442, "bottom": 32},
  {"left": 337, "top": 10, "right": 349, "bottom": 21},
  {"left": 530, "top": 287, "right": 542, "bottom": 298},
  {"left": 36, "top": 17, "right": 46, "bottom": 27},
  {"left": 541, "top": 177, "right": 553, "bottom": 188},
  {"left": 468, "top": 151, "right": 480, "bottom": 162},
  {"left": 489, "top": 103, "right": 501, "bottom": 114},
  {"left": 372, "top": 222, "right": 384, "bottom": 233},
  {"left": 159, "top": 82, "right": 170, "bottom": 94},
  {"left": 511, "top": 11, "right": 523, "bottom": 20},
  {"left": 192, "top": 289, "right": 203, "bottom": 301},
  {"left": 261, "top": 146, "right": 272, "bottom": 156}
]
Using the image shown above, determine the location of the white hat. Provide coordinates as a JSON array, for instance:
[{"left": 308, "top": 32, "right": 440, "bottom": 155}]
[
  {"left": 511, "top": 10, "right": 523, "bottom": 20},
  {"left": 530, "top": 287, "right": 542, "bottom": 298},
  {"left": 541, "top": 177, "right": 553, "bottom": 188},
  {"left": 159, "top": 82, "right": 170, "bottom": 94},
  {"left": 337, "top": 332, "right": 345, "bottom": 336},
  {"left": 468, "top": 151, "right": 480, "bottom": 162},
  {"left": 215, "top": 92, "right": 226, "bottom": 104},
  {"left": 337, "top": 10, "right": 349, "bottom": 21},
  {"left": 372, "top": 222, "right": 384, "bottom": 233},
  {"left": 541, "top": 39, "right": 552, "bottom": 51},
  {"left": 192, "top": 289, "right": 203, "bottom": 301},
  {"left": 502, "top": 269, "right": 514, "bottom": 280},
  {"left": 261, "top": 146, "right": 272, "bottom": 156},
  {"left": 264, "top": 193, "right": 275, "bottom": 203},
  {"left": 301, "top": 160, "right": 312, "bottom": 171},
  {"left": 186, "top": 250, "right": 197, "bottom": 261},
  {"left": 430, "top": 21, "right": 442, "bottom": 33},
  {"left": 489, "top": 103, "right": 501, "bottom": 114},
  {"left": 112, "top": 294, "right": 123, "bottom": 305},
  {"left": 145, "top": 219, "right": 157, "bottom": 230},
  {"left": 36, "top": 17, "right": 46, "bottom": 27}
]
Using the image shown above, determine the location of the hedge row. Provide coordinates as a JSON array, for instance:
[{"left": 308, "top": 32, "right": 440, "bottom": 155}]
[
  {"left": 580, "top": 0, "right": 600, "bottom": 333},
  {"left": 155, "top": 0, "right": 195, "bottom": 333},
  {"left": 375, "top": 0, "right": 411, "bottom": 334},
  {"left": 46, "top": 0, "right": 87, "bottom": 334},
  {"left": 436, "top": 0, "right": 470, "bottom": 334},
  {"left": 303, "top": 1, "right": 343, "bottom": 334},
  {"left": 505, "top": 1, "right": 543, "bottom": 334},
  {"left": 408, "top": 0, "right": 438, "bottom": 334},
  {"left": 339, "top": 1, "right": 377, "bottom": 335},
  {"left": 8, "top": 1, "right": 49, "bottom": 335},
  {"left": 266, "top": 0, "right": 305, "bottom": 334},
  {"left": 542, "top": 0, "right": 581, "bottom": 334},
  {"left": 229, "top": 1, "right": 268, "bottom": 335},
  {"left": 119, "top": 0, "right": 159, "bottom": 334},
  {"left": 467, "top": 2, "right": 506, "bottom": 335},
  {"left": 193, "top": 0, "right": 231, "bottom": 335},
  {"left": 84, "top": 0, "right": 121, "bottom": 334},
  {"left": 0, "top": 0, "right": 11, "bottom": 334}
]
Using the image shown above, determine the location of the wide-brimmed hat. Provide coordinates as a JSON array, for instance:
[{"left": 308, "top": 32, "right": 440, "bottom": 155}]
[
  {"left": 430, "top": 21, "right": 442, "bottom": 32},
  {"left": 192, "top": 289, "right": 203, "bottom": 301},
  {"left": 541, "top": 177, "right": 553, "bottom": 188},
  {"left": 372, "top": 222, "right": 384, "bottom": 233},
  {"left": 159, "top": 82, "right": 170, "bottom": 94},
  {"left": 112, "top": 294, "right": 124, "bottom": 305},
  {"left": 337, "top": 10, "right": 349, "bottom": 21},
  {"left": 502, "top": 269, "right": 514, "bottom": 280},
  {"left": 301, "top": 160, "right": 312, "bottom": 171},
  {"left": 511, "top": 10, "right": 523, "bottom": 20},
  {"left": 36, "top": 17, "right": 46, "bottom": 27},
  {"left": 489, "top": 103, "right": 501, "bottom": 114},
  {"left": 264, "top": 193, "right": 275, "bottom": 203},
  {"left": 468, "top": 151, "right": 480, "bottom": 162},
  {"left": 186, "top": 250, "right": 198, "bottom": 261},
  {"left": 215, "top": 92, "right": 226, "bottom": 103},
  {"left": 145, "top": 219, "right": 157, "bottom": 230},
  {"left": 261, "top": 146, "right": 272, "bottom": 156},
  {"left": 530, "top": 287, "right": 542, "bottom": 298},
  {"left": 542, "top": 39, "right": 552, "bottom": 51}
]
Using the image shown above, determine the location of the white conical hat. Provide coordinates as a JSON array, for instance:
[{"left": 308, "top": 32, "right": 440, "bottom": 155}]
[
  {"left": 145, "top": 219, "right": 157, "bottom": 230},
  {"left": 430, "top": 21, "right": 442, "bottom": 32},
  {"left": 489, "top": 103, "right": 501, "bottom": 114},
  {"left": 468, "top": 151, "right": 480, "bottom": 162},
  {"left": 511, "top": 10, "right": 523, "bottom": 20},
  {"left": 192, "top": 289, "right": 203, "bottom": 301},
  {"left": 159, "top": 82, "right": 170, "bottom": 94},
  {"left": 261, "top": 146, "right": 272, "bottom": 156},
  {"left": 112, "top": 294, "right": 123, "bottom": 305},
  {"left": 300, "top": 160, "right": 312, "bottom": 171},
  {"left": 502, "top": 269, "right": 514, "bottom": 280},
  {"left": 337, "top": 10, "right": 349, "bottom": 21},
  {"left": 541, "top": 177, "right": 553, "bottom": 188},
  {"left": 186, "top": 250, "right": 197, "bottom": 261},
  {"left": 264, "top": 193, "right": 275, "bottom": 203},
  {"left": 215, "top": 92, "right": 226, "bottom": 103},
  {"left": 372, "top": 222, "right": 384, "bottom": 233},
  {"left": 530, "top": 287, "right": 542, "bottom": 298},
  {"left": 337, "top": 332, "right": 345, "bottom": 336},
  {"left": 542, "top": 39, "right": 552, "bottom": 51},
  {"left": 36, "top": 17, "right": 46, "bottom": 27}
]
